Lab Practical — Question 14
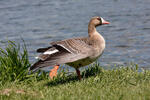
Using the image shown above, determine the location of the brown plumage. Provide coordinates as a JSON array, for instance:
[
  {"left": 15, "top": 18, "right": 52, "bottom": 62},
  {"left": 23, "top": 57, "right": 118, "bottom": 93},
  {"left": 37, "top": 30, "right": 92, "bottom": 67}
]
[{"left": 30, "top": 16, "right": 110, "bottom": 80}]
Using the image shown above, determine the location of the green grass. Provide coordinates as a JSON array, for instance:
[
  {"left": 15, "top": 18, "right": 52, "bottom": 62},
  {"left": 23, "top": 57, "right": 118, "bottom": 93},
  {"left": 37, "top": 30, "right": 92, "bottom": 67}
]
[
  {"left": 0, "top": 41, "right": 150, "bottom": 100},
  {"left": 0, "top": 41, "right": 31, "bottom": 83},
  {"left": 0, "top": 65, "right": 150, "bottom": 100},
  {"left": 0, "top": 41, "right": 47, "bottom": 84}
]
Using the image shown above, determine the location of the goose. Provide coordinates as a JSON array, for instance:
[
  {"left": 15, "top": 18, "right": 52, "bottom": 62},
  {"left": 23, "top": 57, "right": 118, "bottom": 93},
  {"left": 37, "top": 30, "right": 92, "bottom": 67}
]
[{"left": 30, "top": 16, "right": 110, "bottom": 80}]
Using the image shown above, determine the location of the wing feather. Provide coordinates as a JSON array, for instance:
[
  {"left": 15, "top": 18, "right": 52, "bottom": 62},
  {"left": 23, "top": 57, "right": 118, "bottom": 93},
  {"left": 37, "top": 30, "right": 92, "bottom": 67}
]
[{"left": 30, "top": 37, "right": 94, "bottom": 70}]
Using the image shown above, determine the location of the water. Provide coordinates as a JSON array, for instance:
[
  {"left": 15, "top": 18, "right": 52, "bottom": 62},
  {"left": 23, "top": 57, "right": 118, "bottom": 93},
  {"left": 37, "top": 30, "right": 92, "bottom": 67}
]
[{"left": 0, "top": 0, "right": 150, "bottom": 69}]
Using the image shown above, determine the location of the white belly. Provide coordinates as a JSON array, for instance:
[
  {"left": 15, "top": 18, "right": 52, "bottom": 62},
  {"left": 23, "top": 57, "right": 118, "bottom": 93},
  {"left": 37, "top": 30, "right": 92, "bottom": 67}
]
[{"left": 66, "top": 56, "right": 100, "bottom": 69}]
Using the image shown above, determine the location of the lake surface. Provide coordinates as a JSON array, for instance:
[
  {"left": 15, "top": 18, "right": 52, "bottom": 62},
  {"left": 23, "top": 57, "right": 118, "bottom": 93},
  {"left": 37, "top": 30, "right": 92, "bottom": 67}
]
[{"left": 0, "top": 0, "right": 150, "bottom": 70}]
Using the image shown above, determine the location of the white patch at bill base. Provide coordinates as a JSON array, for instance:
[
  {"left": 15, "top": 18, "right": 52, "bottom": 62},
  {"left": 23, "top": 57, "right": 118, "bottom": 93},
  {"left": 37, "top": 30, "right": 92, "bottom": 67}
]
[{"left": 101, "top": 17, "right": 105, "bottom": 23}]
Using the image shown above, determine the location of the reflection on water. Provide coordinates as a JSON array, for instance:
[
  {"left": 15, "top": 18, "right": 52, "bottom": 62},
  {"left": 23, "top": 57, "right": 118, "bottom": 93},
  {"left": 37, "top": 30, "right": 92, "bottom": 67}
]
[{"left": 0, "top": 0, "right": 150, "bottom": 69}]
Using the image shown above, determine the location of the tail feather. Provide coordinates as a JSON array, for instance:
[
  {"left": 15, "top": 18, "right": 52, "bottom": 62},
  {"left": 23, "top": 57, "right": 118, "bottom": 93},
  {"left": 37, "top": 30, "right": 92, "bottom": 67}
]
[
  {"left": 29, "top": 60, "right": 44, "bottom": 71},
  {"left": 36, "top": 47, "right": 52, "bottom": 53}
]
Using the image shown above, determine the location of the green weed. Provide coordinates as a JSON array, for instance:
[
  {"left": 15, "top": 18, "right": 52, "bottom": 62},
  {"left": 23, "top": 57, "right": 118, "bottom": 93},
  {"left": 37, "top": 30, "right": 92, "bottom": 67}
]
[{"left": 0, "top": 41, "right": 48, "bottom": 84}]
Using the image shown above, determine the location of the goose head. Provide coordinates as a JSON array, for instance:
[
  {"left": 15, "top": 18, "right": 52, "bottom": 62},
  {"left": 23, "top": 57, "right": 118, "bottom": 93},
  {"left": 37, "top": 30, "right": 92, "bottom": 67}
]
[{"left": 89, "top": 16, "right": 110, "bottom": 27}]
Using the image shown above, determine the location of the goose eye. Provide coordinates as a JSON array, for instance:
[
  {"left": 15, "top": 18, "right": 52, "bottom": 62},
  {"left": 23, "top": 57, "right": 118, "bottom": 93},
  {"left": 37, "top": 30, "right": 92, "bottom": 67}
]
[
  {"left": 97, "top": 17, "right": 101, "bottom": 20},
  {"left": 97, "top": 17, "right": 100, "bottom": 20}
]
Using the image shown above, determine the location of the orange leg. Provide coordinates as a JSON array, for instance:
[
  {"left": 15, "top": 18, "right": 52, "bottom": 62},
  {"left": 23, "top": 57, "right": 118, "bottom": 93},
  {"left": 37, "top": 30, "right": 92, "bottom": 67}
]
[
  {"left": 49, "top": 65, "right": 59, "bottom": 79},
  {"left": 75, "top": 68, "right": 81, "bottom": 80}
]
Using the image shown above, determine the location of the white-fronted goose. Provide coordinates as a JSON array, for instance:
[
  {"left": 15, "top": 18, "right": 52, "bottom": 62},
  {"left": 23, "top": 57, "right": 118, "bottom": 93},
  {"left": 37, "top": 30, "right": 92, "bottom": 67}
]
[{"left": 30, "top": 16, "right": 110, "bottom": 80}]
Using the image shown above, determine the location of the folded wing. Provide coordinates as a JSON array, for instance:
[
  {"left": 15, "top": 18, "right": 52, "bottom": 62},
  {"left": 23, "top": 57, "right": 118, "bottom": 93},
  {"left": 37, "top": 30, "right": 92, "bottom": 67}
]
[{"left": 30, "top": 37, "right": 94, "bottom": 70}]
